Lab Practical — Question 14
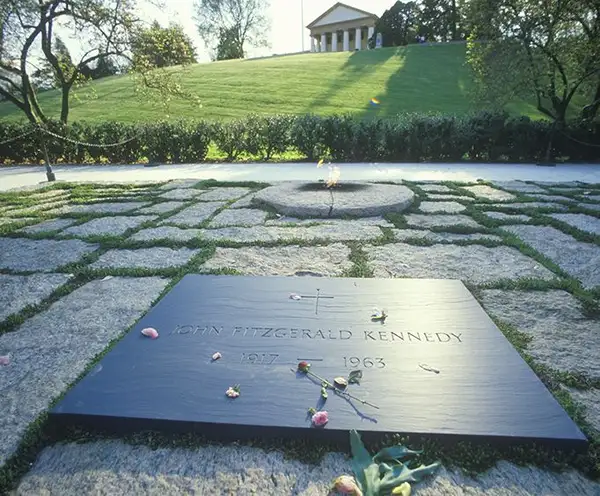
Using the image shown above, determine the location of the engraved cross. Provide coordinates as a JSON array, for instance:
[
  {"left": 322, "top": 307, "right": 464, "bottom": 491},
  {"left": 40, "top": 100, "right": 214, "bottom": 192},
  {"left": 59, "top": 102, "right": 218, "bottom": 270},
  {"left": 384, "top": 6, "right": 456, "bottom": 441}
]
[{"left": 299, "top": 288, "right": 334, "bottom": 315}]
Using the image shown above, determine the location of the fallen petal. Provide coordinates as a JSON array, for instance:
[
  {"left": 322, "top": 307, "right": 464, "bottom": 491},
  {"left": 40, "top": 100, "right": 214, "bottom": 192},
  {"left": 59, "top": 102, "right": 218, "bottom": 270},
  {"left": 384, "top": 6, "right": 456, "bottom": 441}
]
[
  {"left": 334, "top": 376, "right": 348, "bottom": 388},
  {"left": 0, "top": 355, "right": 10, "bottom": 366},
  {"left": 289, "top": 293, "right": 302, "bottom": 300},
  {"left": 141, "top": 327, "right": 159, "bottom": 339},
  {"left": 212, "top": 352, "right": 222, "bottom": 361}
]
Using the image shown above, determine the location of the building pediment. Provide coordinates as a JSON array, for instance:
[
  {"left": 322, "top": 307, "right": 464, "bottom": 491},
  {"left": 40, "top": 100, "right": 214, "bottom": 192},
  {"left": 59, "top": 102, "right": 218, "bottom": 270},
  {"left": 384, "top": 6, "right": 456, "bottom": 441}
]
[{"left": 307, "top": 2, "right": 377, "bottom": 29}]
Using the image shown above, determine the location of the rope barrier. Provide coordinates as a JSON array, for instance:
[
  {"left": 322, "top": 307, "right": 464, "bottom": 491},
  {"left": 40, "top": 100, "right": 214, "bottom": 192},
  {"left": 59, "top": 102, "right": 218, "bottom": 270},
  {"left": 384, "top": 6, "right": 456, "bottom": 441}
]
[
  {"left": 0, "top": 128, "right": 37, "bottom": 146},
  {"left": 38, "top": 126, "right": 140, "bottom": 148},
  {"left": 557, "top": 129, "right": 600, "bottom": 148}
]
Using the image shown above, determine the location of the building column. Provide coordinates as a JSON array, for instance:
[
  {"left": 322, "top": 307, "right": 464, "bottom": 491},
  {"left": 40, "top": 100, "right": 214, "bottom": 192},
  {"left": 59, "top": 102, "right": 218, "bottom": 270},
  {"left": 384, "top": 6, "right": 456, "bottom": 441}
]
[
  {"left": 355, "top": 27, "right": 362, "bottom": 50},
  {"left": 311, "top": 37, "right": 316, "bottom": 52},
  {"left": 343, "top": 30, "right": 350, "bottom": 51},
  {"left": 321, "top": 33, "right": 327, "bottom": 52},
  {"left": 332, "top": 32, "right": 338, "bottom": 52},
  {"left": 368, "top": 26, "right": 375, "bottom": 48}
]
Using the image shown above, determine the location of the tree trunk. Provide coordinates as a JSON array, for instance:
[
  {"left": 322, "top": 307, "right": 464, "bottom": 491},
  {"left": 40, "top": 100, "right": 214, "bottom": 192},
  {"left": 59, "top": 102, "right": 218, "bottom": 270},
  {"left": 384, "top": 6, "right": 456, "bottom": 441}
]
[
  {"left": 60, "top": 83, "right": 71, "bottom": 124},
  {"left": 451, "top": 0, "right": 458, "bottom": 40}
]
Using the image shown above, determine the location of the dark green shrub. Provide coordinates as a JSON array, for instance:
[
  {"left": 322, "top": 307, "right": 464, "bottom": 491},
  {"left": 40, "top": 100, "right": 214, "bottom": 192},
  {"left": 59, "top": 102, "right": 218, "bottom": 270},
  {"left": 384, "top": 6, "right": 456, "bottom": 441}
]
[
  {"left": 290, "top": 114, "right": 326, "bottom": 161},
  {"left": 212, "top": 119, "right": 251, "bottom": 161},
  {"left": 246, "top": 114, "right": 291, "bottom": 160}
]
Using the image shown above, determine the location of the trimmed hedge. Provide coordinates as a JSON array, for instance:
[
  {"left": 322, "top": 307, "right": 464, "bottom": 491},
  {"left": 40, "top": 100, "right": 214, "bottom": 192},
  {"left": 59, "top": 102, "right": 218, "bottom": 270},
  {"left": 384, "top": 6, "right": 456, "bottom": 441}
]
[{"left": 0, "top": 112, "right": 598, "bottom": 164}]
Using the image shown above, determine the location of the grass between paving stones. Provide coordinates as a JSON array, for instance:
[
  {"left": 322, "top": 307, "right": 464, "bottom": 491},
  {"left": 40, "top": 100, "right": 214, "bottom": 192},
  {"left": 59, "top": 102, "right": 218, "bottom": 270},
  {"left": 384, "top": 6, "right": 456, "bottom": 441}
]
[
  {"left": 192, "top": 179, "right": 270, "bottom": 190},
  {"left": 0, "top": 273, "right": 96, "bottom": 336},
  {"left": 342, "top": 241, "right": 374, "bottom": 278}
]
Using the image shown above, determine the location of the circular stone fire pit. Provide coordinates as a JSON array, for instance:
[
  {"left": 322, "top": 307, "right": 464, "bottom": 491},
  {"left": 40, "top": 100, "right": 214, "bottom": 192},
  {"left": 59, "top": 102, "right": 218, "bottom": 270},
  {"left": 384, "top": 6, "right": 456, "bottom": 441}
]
[{"left": 252, "top": 181, "right": 415, "bottom": 218}]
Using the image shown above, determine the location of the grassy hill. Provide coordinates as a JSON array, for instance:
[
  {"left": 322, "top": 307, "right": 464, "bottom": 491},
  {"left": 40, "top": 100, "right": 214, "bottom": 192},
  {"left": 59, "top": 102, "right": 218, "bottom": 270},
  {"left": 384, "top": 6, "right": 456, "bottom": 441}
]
[{"left": 0, "top": 44, "right": 541, "bottom": 123}]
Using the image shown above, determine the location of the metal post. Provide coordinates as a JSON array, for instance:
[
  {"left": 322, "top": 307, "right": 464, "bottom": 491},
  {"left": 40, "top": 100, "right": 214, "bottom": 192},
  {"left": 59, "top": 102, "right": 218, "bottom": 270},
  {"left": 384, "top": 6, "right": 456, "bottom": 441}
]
[{"left": 42, "top": 139, "right": 56, "bottom": 182}]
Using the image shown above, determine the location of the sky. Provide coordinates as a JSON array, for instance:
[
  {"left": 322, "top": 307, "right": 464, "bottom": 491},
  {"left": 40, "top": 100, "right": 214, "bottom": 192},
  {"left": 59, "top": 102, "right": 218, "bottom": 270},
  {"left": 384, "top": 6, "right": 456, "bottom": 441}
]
[{"left": 141, "top": 0, "right": 393, "bottom": 62}]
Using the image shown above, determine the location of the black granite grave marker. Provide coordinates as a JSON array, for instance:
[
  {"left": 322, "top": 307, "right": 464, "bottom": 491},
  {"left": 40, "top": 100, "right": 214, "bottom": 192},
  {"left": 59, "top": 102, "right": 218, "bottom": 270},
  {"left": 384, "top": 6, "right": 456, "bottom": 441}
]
[{"left": 52, "top": 275, "right": 587, "bottom": 449}]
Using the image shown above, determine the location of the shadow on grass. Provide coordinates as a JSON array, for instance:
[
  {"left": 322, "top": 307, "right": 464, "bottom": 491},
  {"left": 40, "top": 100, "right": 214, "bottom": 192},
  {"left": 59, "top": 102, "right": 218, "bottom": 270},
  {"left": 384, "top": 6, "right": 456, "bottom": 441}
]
[
  {"left": 305, "top": 48, "right": 399, "bottom": 114},
  {"left": 360, "top": 43, "right": 476, "bottom": 119}
]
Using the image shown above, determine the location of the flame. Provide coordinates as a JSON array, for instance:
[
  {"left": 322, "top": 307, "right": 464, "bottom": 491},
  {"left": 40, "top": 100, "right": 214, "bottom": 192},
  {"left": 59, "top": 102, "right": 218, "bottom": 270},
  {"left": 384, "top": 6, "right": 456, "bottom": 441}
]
[{"left": 326, "top": 165, "right": 341, "bottom": 188}]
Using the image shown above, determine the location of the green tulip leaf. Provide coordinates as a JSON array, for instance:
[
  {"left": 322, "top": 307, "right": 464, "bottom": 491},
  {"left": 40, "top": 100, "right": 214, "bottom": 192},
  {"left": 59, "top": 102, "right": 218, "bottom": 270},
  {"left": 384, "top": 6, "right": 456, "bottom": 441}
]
[
  {"left": 373, "top": 445, "right": 423, "bottom": 464},
  {"left": 348, "top": 370, "right": 363, "bottom": 385}
]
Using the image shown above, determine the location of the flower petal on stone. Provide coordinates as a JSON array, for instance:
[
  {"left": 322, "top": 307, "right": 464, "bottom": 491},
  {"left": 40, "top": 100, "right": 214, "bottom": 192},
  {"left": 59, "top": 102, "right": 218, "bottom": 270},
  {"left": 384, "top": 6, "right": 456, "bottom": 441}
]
[
  {"left": 0, "top": 355, "right": 10, "bottom": 366},
  {"left": 289, "top": 293, "right": 302, "bottom": 300},
  {"left": 226, "top": 385, "right": 240, "bottom": 398},
  {"left": 141, "top": 327, "right": 159, "bottom": 339},
  {"left": 212, "top": 352, "right": 222, "bottom": 361}
]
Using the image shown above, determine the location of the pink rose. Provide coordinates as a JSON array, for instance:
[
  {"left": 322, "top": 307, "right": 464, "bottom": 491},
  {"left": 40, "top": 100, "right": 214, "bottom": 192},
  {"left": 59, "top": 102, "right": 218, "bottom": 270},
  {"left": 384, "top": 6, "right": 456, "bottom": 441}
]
[{"left": 311, "top": 410, "right": 329, "bottom": 427}]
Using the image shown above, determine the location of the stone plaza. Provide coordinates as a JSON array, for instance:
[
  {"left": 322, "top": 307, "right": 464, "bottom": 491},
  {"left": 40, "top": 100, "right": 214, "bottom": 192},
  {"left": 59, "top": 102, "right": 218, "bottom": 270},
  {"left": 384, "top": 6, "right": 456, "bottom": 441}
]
[{"left": 1, "top": 177, "right": 599, "bottom": 494}]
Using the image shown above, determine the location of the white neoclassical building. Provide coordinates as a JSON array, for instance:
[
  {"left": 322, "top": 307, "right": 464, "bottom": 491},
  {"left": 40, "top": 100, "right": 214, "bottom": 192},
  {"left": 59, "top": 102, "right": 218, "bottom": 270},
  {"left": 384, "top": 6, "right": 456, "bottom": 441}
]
[{"left": 307, "top": 2, "right": 379, "bottom": 53}]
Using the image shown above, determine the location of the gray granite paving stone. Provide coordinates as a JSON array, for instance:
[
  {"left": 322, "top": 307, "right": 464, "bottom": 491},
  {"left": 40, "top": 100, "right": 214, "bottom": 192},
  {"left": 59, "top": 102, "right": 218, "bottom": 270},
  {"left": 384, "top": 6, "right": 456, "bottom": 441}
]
[
  {"left": 0, "top": 273, "right": 72, "bottom": 322},
  {"left": 550, "top": 213, "right": 600, "bottom": 235},
  {"left": 28, "top": 189, "right": 70, "bottom": 200},
  {"left": 161, "top": 202, "right": 226, "bottom": 227},
  {"left": 209, "top": 208, "right": 268, "bottom": 227},
  {"left": 130, "top": 226, "right": 202, "bottom": 243},
  {"left": 56, "top": 202, "right": 149, "bottom": 214},
  {"left": 15, "top": 442, "right": 600, "bottom": 495},
  {"left": 61, "top": 215, "right": 157, "bottom": 238},
  {"left": 365, "top": 244, "right": 554, "bottom": 284},
  {"left": 492, "top": 181, "right": 548, "bottom": 193},
  {"left": 463, "top": 185, "right": 516, "bottom": 201},
  {"left": 18, "top": 218, "right": 78, "bottom": 234},
  {"left": 159, "top": 188, "right": 203, "bottom": 201},
  {"left": 90, "top": 247, "right": 200, "bottom": 270},
  {"left": 568, "top": 388, "right": 600, "bottom": 432},
  {"left": 0, "top": 276, "right": 169, "bottom": 468},
  {"left": 136, "top": 201, "right": 186, "bottom": 214},
  {"left": 417, "top": 184, "right": 452, "bottom": 193},
  {"left": 480, "top": 290, "right": 600, "bottom": 380},
  {"left": 524, "top": 194, "right": 576, "bottom": 202},
  {"left": 201, "top": 244, "right": 352, "bottom": 276},
  {"left": 230, "top": 193, "right": 257, "bottom": 208},
  {"left": 578, "top": 203, "right": 600, "bottom": 212},
  {"left": 393, "top": 230, "right": 503, "bottom": 243},
  {"left": 3, "top": 200, "right": 67, "bottom": 216},
  {"left": 426, "top": 194, "right": 475, "bottom": 202},
  {"left": 198, "top": 187, "right": 251, "bottom": 201},
  {"left": 483, "top": 212, "right": 531, "bottom": 222},
  {"left": 502, "top": 225, "right": 600, "bottom": 289},
  {"left": 0, "top": 217, "right": 37, "bottom": 227},
  {"left": 418, "top": 201, "right": 466, "bottom": 214},
  {"left": 265, "top": 217, "right": 394, "bottom": 227},
  {"left": 487, "top": 202, "right": 569, "bottom": 211},
  {"left": 0, "top": 238, "right": 98, "bottom": 272},
  {"left": 158, "top": 179, "right": 201, "bottom": 190},
  {"left": 199, "top": 224, "right": 384, "bottom": 243},
  {"left": 405, "top": 214, "right": 481, "bottom": 229}
]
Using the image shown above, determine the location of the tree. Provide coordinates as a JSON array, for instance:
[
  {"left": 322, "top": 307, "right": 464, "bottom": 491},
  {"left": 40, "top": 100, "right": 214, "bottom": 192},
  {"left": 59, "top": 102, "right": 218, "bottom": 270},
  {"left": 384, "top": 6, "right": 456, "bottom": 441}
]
[
  {"left": 0, "top": 0, "right": 200, "bottom": 181},
  {"left": 195, "top": 0, "right": 270, "bottom": 59},
  {"left": 419, "top": 0, "right": 463, "bottom": 41},
  {"left": 132, "top": 21, "right": 197, "bottom": 69},
  {"left": 373, "top": 1, "right": 420, "bottom": 47},
  {"left": 214, "top": 26, "right": 244, "bottom": 60},
  {"left": 466, "top": 0, "right": 600, "bottom": 124}
]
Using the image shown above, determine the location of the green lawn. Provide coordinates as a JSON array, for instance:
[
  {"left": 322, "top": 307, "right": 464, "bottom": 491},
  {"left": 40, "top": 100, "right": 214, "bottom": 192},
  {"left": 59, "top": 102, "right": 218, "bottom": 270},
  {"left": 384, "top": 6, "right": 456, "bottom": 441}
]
[{"left": 0, "top": 44, "right": 542, "bottom": 123}]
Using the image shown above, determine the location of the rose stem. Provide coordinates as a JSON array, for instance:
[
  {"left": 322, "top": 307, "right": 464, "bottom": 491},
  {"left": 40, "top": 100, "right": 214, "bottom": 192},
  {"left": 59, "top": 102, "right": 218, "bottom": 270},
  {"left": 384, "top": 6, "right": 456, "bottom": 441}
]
[{"left": 305, "top": 369, "right": 380, "bottom": 410}]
